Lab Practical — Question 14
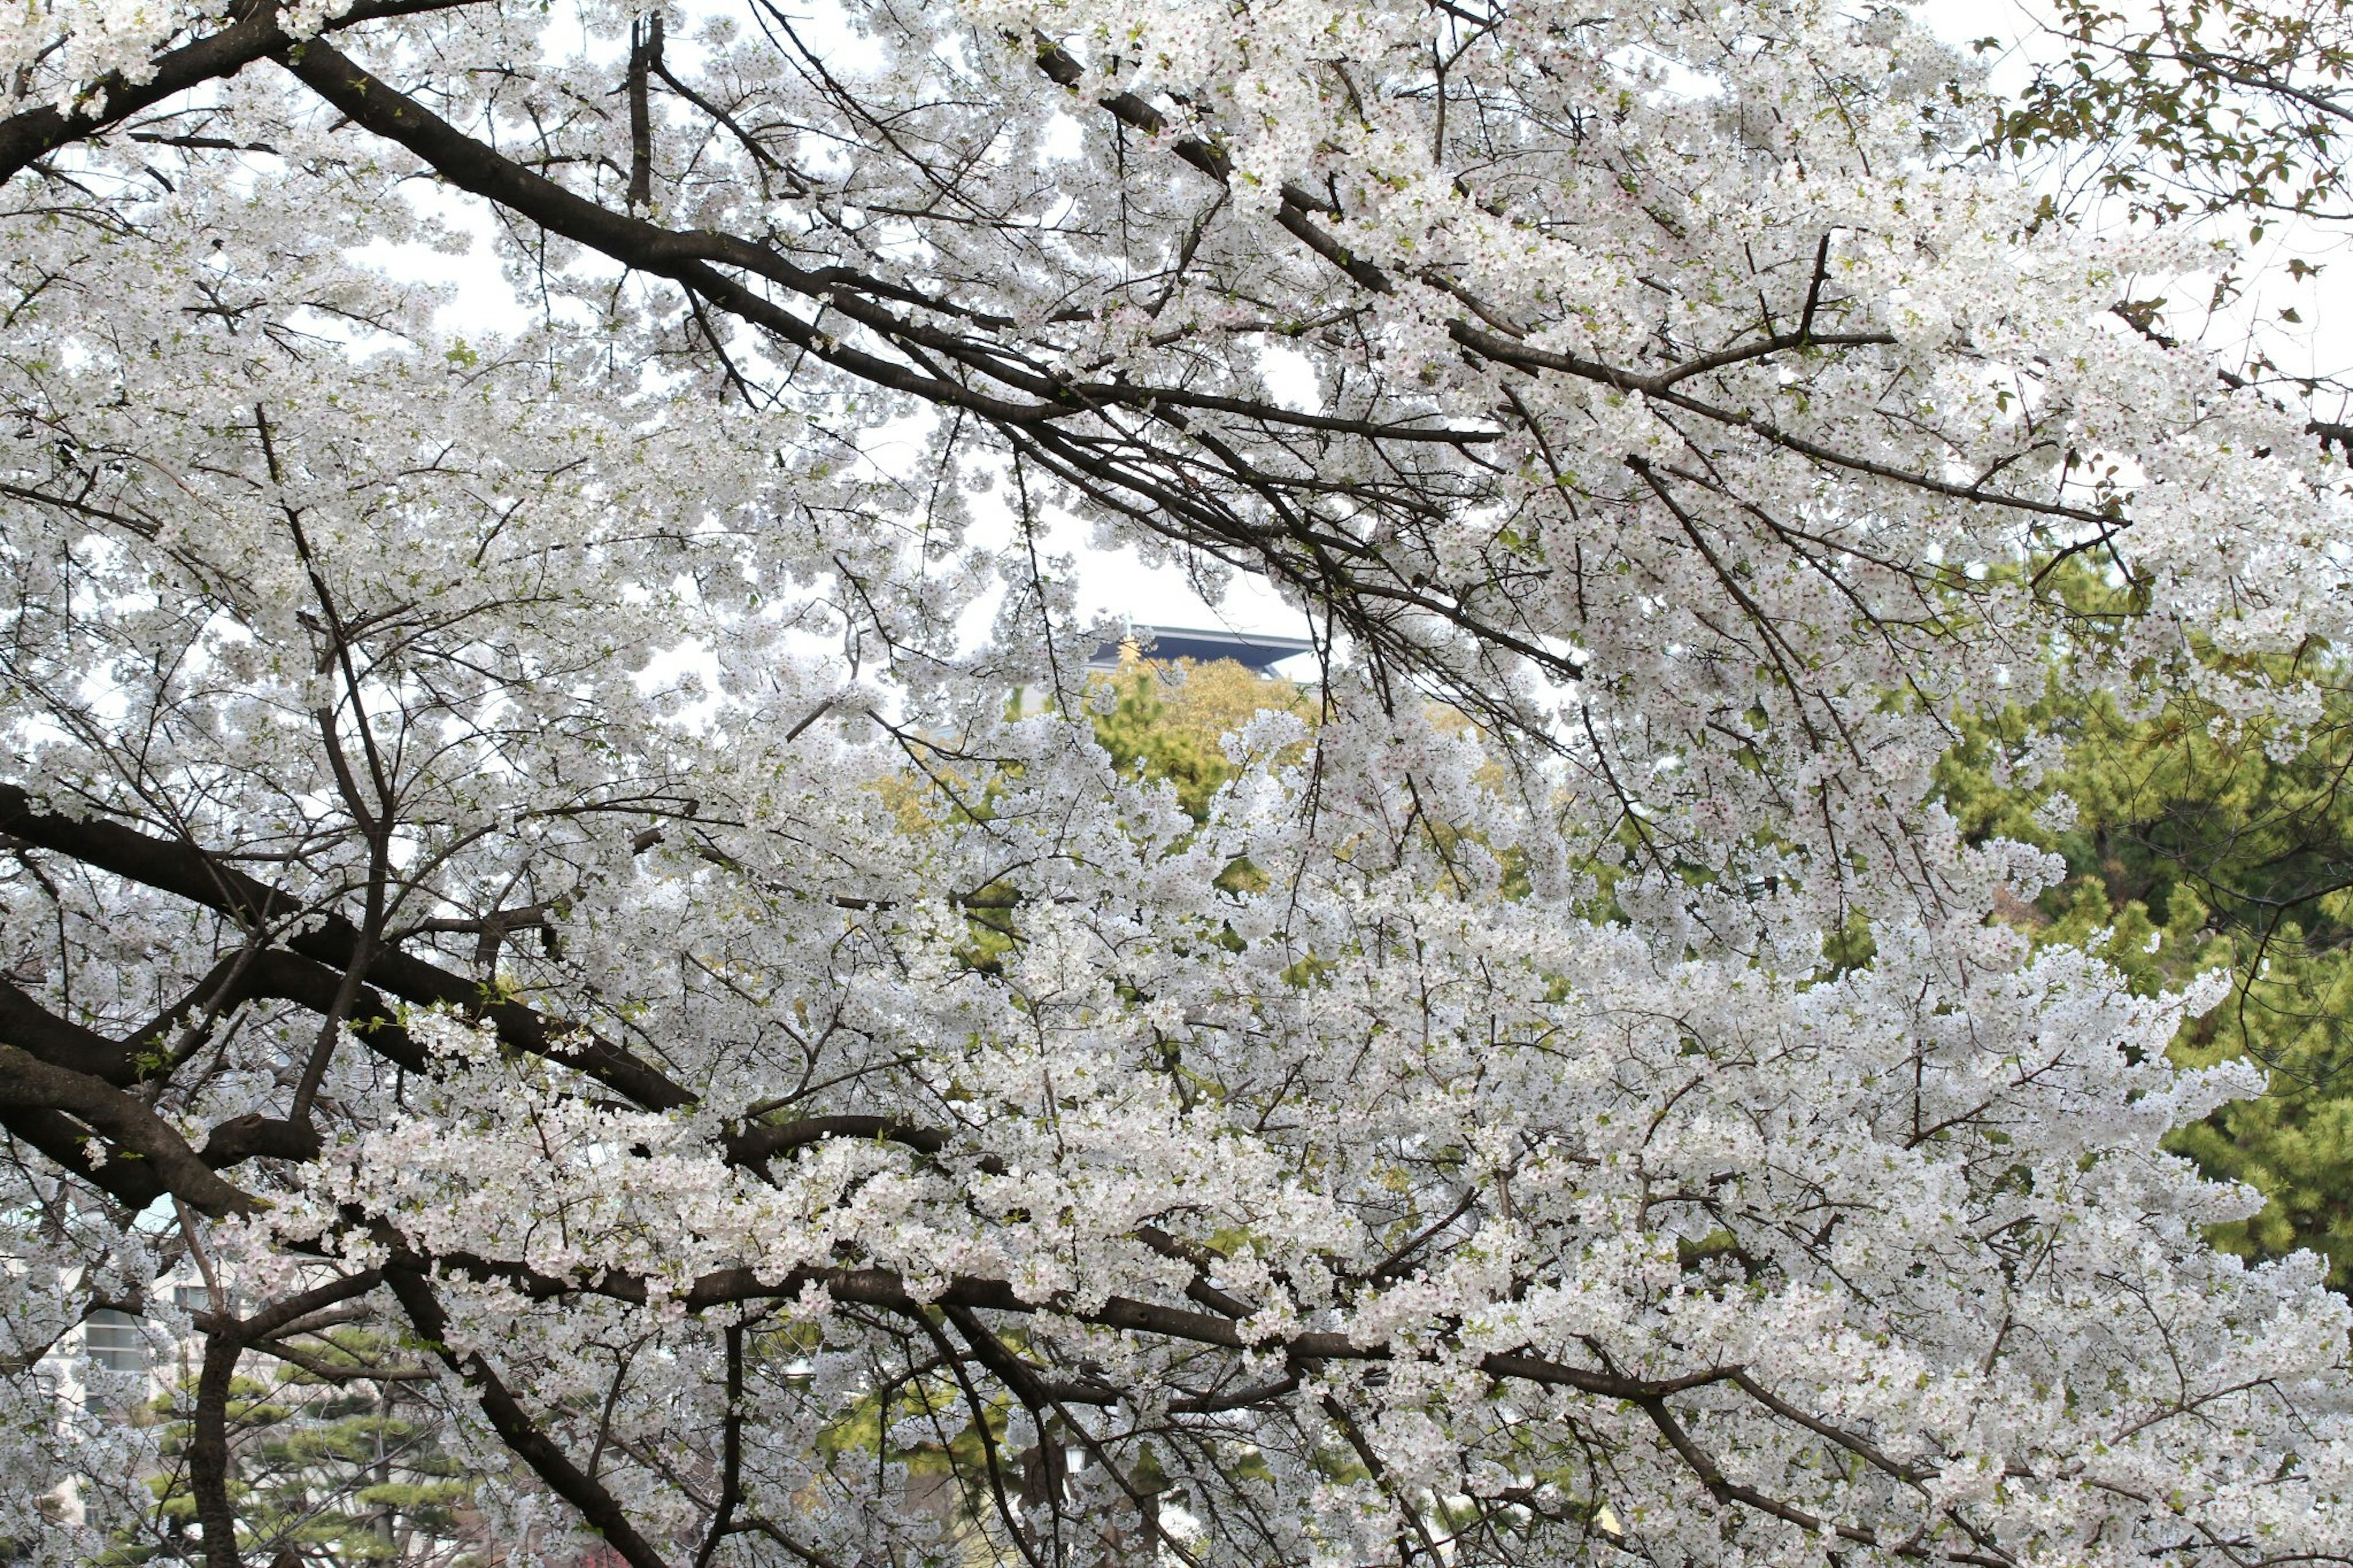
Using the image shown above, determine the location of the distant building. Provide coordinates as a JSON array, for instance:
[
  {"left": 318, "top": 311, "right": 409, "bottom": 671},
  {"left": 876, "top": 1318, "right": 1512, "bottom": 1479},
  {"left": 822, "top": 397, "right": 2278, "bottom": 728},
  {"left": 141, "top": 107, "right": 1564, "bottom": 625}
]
[
  {"left": 79, "top": 1308, "right": 150, "bottom": 1375},
  {"left": 42, "top": 1279, "right": 213, "bottom": 1410},
  {"left": 1090, "top": 624, "right": 1315, "bottom": 675},
  {"left": 1010, "top": 625, "right": 1315, "bottom": 717}
]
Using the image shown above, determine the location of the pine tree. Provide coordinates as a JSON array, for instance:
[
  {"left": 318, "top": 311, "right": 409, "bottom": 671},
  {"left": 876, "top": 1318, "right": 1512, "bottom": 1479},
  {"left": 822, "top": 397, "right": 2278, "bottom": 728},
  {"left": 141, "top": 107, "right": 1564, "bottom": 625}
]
[{"left": 1942, "top": 651, "right": 2353, "bottom": 1287}]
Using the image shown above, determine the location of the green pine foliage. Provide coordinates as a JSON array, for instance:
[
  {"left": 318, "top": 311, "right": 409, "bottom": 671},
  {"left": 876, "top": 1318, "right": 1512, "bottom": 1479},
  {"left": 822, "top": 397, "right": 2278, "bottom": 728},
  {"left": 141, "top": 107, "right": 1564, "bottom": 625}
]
[
  {"left": 1939, "top": 656, "right": 2353, "bottom": 1289},
  {"left": 115, "top": 1333, "right": 477, "bottom": 1568}
]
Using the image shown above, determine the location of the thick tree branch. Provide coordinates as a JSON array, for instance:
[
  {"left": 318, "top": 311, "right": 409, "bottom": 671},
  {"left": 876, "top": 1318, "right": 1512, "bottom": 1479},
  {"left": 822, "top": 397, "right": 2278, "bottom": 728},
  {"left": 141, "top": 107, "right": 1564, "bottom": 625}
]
[
  {"left": 0, "top": 1041, "right": 254, "bottom": 1215},
  {"left": 0, "top": 784, "right": 688, "bottom": 1110},
  {"left": 0, "top": 0, "right": 490, "bottom": 186},
  {"left": 385, "top": 1268, "right": 677, "bottom": 1568},
  {"left": 184, "top": 1271, "right": 388, "bottom": 1568}
]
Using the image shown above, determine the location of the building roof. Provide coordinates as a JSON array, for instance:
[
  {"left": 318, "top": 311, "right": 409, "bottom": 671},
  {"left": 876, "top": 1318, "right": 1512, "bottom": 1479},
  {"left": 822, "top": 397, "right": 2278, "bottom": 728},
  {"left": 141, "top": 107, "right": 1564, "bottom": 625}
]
[{"left": 1090, "top": 625, "right": 1317, "bottom": 673}]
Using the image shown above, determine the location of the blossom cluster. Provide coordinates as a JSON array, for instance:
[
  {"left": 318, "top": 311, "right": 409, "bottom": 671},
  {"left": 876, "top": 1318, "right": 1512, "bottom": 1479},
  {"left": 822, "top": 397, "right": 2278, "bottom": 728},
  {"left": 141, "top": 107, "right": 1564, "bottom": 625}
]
[{"left": 0, "top": 0, "right": 2347, "bottom": 1563}]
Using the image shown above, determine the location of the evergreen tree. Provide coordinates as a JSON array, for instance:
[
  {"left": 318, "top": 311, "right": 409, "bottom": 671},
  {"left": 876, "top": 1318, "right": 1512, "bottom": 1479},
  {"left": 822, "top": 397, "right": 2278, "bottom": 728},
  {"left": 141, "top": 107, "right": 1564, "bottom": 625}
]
[
  {"left": 1942, "top": 653, "right": 2353, "bottom": 1286},
  {"left": 118, "top": 1335, "right": 476, "bottom": 1568}
]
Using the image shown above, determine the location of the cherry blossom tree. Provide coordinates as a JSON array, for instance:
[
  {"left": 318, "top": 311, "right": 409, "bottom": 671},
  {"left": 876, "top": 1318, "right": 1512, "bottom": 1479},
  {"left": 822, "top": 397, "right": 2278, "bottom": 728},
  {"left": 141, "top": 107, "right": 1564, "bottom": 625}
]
[{"left": 2, "top": 0, "right": 2351, "bottom": 1565}]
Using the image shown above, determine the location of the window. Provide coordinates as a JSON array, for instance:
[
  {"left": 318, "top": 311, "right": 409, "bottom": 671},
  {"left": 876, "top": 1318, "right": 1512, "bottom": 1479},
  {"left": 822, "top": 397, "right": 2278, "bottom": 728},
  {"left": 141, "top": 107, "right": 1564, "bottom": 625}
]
[{"left": 83, "top": 1309, "right": 148, "bottom": 1373}]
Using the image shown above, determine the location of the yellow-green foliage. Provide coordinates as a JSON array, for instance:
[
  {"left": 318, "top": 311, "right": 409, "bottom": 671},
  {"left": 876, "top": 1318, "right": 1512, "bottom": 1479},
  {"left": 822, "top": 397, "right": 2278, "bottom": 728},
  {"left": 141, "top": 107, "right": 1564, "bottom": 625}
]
[{"left": 1088, "top": 655, "right": 1313, "bottom": 822}]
